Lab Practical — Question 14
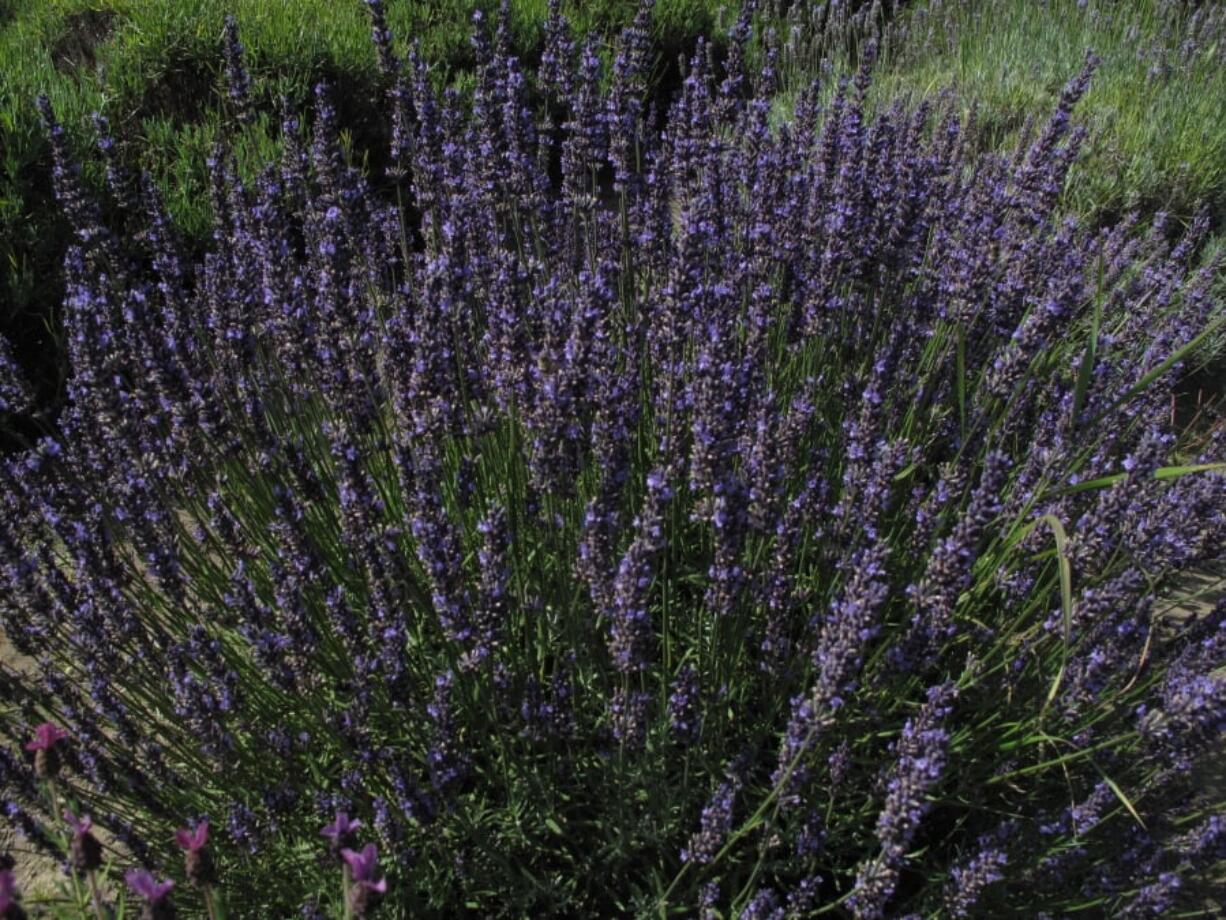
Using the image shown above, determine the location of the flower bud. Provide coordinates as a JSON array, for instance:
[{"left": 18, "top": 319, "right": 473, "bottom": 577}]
[
  {"left": 70, "top": 831, "right": 103, "bottom": 874},
  {"left": 33, "top": 747, "right": 60, "bottom": 782},
  {"left": 185, "top": 848, "right": 216, "bottom": 887}
]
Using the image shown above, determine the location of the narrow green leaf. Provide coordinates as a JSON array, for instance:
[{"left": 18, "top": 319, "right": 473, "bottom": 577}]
[
  {"left": 1057, "top": 462, "right": 1226, "bottom": 496},
  {"left": 1071, "top": 260, "right": 1103, "bottom": 423},
  {"left": 1100, "top": 771, "right": 1147, "bottom": 830},
  {"left": 1037, "top": 514, "right": 1074, "bottom": 712},
  {"left": 956, "top": 322, "right": 967, "bottom": 440}
]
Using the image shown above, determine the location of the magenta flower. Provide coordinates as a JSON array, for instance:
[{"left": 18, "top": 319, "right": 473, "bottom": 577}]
[
  {"left": 175, "top": 820, "right": 217, "bottom": 887},
  {"left": 322, "top": 811, "right": 363, "bottom": 862},
  {"left": 63, "top": 809, "right": 92, "bottom": 837},
  {"left": 64, "top": 809, "right": 103, "bottom": 873},
  {"left": 124, "top": 869, "right": 175, "bottom": 903},
  {"left": 174, "top": 820, "right": 209, "bottom": 852},
  {"left": 340, "top": 844, "right": 387, "bottom": 893},
  {"left": 320, "top": 811, "right": 362, "bottom": 843},
  {"left": 24, "top": 722, "right": 68, "bottom": 751},
  {"left": 0, "top": 869, "right": 18, "bottom": 911}
]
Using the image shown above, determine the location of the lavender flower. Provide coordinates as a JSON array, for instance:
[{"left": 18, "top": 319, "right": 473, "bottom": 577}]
[
  {"left": 63, "top": 810, "right": 102, "bottom": 873},
  {"left": 0, "top": 336, "right": 33, "bottom": 417},
  {"left": 1119, "top": 872, "right": 1181, "bottom": 917},
  {"left": 221, "top": 16, "right": 253, "bottom": 123},
  {"left": 850, "top": 683, "right": 957, "bottom": 919},
  {"left": 25, "top": 722, "right": 68, "bottom": 780},
  {"left": 606, "top": 470, "right": 670, "bottom": 675},
  {"left": 0, "top": 869, "right": 26, "bottom": 920},
  {"left": 667, "top": 665, "right": 703, "bottom": 744},
  {"left": 472, "top": 504, "right": 511, "bottom": 665},
  {"left": 321, "top": 811, "right": 363, "bottom": 856},
  {"left": 125, "top": 870, "right": 175, "bottom": 920},
  {"left": 681, "top": 778, "right": 739, "bottom": 865},
  {"left": 740, "top": 887, "right": 784, "bottom": 920},
  {"left": 774, "top": 540, "right": 890, "bottom": 799},
  {"left": 944, "top": 844, "right": 1007, "bottom": 917},
  {"left": 341, "top": 843, "right": 388, "bottom": 917},
  {"left": 175, "top": 820, "right": 215, "bottom": 887},
  {"left": 609, "top": 687, "right": 652, "bottom": 751},
  {"left": 426, "top": 670, "right": 468, "bottom": 796}
]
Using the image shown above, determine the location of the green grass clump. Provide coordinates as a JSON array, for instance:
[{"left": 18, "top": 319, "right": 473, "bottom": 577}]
[{"left": 873, "top": 0, "right": 1226, "bottom": 224}]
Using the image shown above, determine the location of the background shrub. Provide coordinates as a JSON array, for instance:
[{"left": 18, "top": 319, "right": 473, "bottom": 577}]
[{"left": 0, "top": 2, "right": 1224, "bottom": 918}]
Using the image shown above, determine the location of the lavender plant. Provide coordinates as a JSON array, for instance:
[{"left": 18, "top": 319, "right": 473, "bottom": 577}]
[{"left": 1, "top": 2, "right": 1224, "bottom": 917}]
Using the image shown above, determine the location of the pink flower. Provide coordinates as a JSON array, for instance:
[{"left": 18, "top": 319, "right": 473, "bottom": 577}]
[
  {"left": 174, "top": 821, "right": 209, "bottom": 852},
  {"left": 340, "top": 843, "right": 388, "bottom": 894},
  {"left": 124, "top": 869, "right": 174, "bottom": 903},
  {"left": 320, "top": 811, "right": 362, "bottom": 843},
  {"left": 24, "top": 722, "right": 68, "bottom": 752},
  {"left": 0, "top": 869, "right": 18, "bottom": 912},
  {"left": 63, "top": 809, "right": 92, "bottom": 837},
  {"left": 64, "top": 809, "right": 103, "bottom": 873}
]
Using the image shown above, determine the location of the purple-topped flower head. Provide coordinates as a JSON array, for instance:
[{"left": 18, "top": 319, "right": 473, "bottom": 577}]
[
  {"left": 25, "top": 722, "right": 68, "bottom": 751},
  {"left": 320, "top": 811, "right": 362, "bottom": 857},
  {"left": 125, "top": 869, "right": 175, "bottom": 919},
  {"left": 0, "top": 334, "right": 33, "bottom": 417},
  {"left": 63, "top": 809, "right": 103, "bottom": 873},
  {"left": 341, "top": 843, "right": 387, "bottom": 917},
  {"left": 1, "top": 869, "right": 25, "bottom": 919},
  {"left": 125, "top": 869, "right": 174, "bottom": 902},
  {"left": 26, "top": 723, "right": 68, "bottom": 780},
  {"left": 63, "top": 809, "right": 91, "bottom": 836},
  {"left": 174, "top": 820, "right": 208, "bottom": 852},
  {"left": 667, "top": 665, "right": 703, "bottom": 743},
  {"left": 341, "top": 843, "right": 386, "bottom": 888},
  {"left": 221, "top": 15, "right": 252, "bottom": 123},
  {"left": 175, "top": 820, "right": 215, "bottom": 887},
  {"left": 681, "top": 778, "right": 739, "bottom": 865}
]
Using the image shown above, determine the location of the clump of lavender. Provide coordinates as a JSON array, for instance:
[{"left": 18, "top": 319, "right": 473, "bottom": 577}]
[
  {"left": 0, "top": 336, "right": 33, "bottom": 419},
  {"left": 849, "top": 683, "right": 957, "bottom": 919},
  {"left": 0, "top": 3, "right": 1223, "bottom": 917}
]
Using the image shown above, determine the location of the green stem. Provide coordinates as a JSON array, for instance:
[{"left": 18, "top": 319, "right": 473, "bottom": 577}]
[
  {"left": 48, "top": 781, "right": 88, "bottom": 916},
  {"left": 87, "top": 870, "right": 106, "bottom": 920}
]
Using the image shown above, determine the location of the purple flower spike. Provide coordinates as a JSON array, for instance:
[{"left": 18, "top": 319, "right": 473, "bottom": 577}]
[
  {"left": 176, "top": 818, "right": 217, "bottom": 887},
  {"left": 24, "top": 723, "right": 68, "bottom": 751},
  {"left": 341, "top": 843, "right": 387, "bottom": 892},
  {"left": 63, "top": 809, "right": 92, "bottom": 836},
  {"left": 341, "top": 842, "right": 387, "bottom": 917},
  {"left": 174, "top": 820, "right": 209, "bottom": 852},
  {"left": 125, "top": 868, "right": 175, "bottom": 903},
  {"left": 26, "top": 722, "right": 69, "bottom": 780},
  {"left": 322, "top": 811, "right": 364, "bottom": 865},
  {"left": 0, "top": 869, "right": 19, "bottom": 912},
  {"left": 321, "top": 811, "right": 362, "bottom": 844},
  {"left": 0, "top": 333, "right": 33, "bottom": 416},
  {"left": 64, "top": 809, "right": 103, "bottom": 873}
]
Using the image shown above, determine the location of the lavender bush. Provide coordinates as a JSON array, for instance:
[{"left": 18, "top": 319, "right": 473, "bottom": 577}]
[{"left": 1, "top": 2, "right": 1224, "bottom": 916}]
